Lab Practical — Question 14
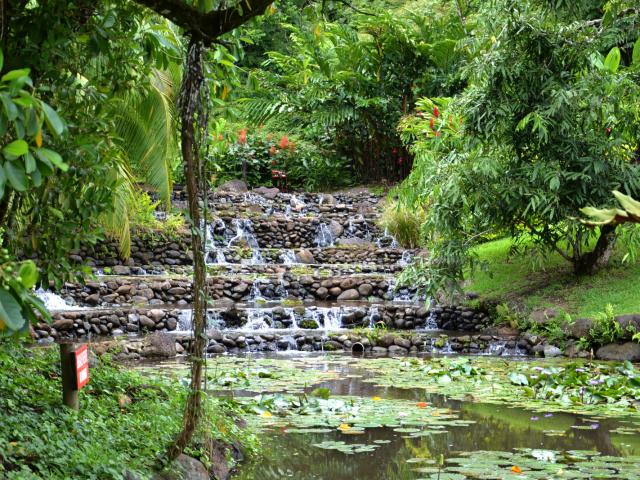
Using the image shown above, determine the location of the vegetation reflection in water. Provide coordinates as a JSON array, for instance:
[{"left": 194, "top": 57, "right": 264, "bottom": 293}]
[{"left": 143, "top": 354, "right": 640, "bottom": 479}]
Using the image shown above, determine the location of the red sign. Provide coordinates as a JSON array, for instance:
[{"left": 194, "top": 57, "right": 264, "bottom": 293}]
[{"left": 74, "top": 344, "right": 90, "bottom": 390}]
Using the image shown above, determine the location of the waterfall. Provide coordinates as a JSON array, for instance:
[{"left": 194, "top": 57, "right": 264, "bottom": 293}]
[
  {"left": 289, "top": 310, "right": 299, "bottom": 329},
  {"left": 280, "top": 334, "right": 299, "bottom": 351},
  {"left": 274, "top": 279, "right": 289, "bottom": 299},
  {"left": 424, "top": 311, "right": 438, "bottom": 330},
  {"left": 241, "top": 309, "right": 272, "bottom": 331},
  {"left": 376, "top": 228, "right": 399, "bottom": 248},
  {"left": 398, "top": 250, "right": 413, "bottom": 267},
  {"left": 310, "top": 307, "right": 343, "bottom": 331},
  {"left": 368, "top": 305, "right": 380, "bottom": 328},
  {"left": 386, "top": 278, "right": 413, "bottom": 302},
  {"left": 314, "top": 223, "right": 335, "bottom": 247},
  {"left": 430, "top": 336, "right": 453, "bottom": 354},
  {"left": 280, "top": 250, "right": 297, "bottom": 265},
  {"left": 177, "top": 310, "right": 193, "bottom": 331},
  {"left": 204, "top": 219, "right": 227, "bottom": 265},
  {"left": 228, "top": 219, "right": 263, "bottom": 264},
  {"left": 36, "top": 289, "right": 85, "bottom": 311},
  {"left": 248, "top": 280, "right": 265, "bottom": 302}
]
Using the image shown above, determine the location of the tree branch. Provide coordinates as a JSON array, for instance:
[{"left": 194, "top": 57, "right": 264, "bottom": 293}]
[{"left": 132, "top": 0, "right": 274, "bottom": 43}]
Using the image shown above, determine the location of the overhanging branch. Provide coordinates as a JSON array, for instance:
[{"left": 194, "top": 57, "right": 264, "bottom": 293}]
[{"left": 132, "top": 0, "right": 274, "bottom": 43}]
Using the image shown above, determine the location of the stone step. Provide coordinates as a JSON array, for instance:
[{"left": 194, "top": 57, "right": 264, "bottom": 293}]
[
  {"left": 55, "top": 272, "right": 423, "bottom": 307},
  {"left": 76, "top": 239, "right": 418, "bottom": 268},
  {"left": 95, "top": 262, "right": 405, "bottom": 277},
  {"left": 36, "top": 302, "right": 491, "bottom": 343}
]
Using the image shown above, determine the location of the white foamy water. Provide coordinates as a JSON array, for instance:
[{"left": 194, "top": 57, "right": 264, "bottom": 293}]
[{"left": 36, "top": 289, "right": 86, "bottom": 311}]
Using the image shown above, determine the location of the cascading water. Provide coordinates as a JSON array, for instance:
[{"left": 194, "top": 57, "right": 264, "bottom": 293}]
[
  {"left": 280, "top": 250, "right": 297, "bottom": 265},
  {"left": 229, "top": 219, "right": 263, "bottom": 264},
  {"left": 398, "top": 250, "right": 414, "bottom": 267},
  {"left": 241, "top": 309, "right": 273, "bottom": 331},
  {"left": 376, "top": 228, "right": 399, "bottom": 248},
  {"left": 386, "top": 278, "right": 413, "bottom": 302},
  {"left": 36, "top": 289, "right": 85, "bottom": 311},
  {"left": 205, "top": 219, "right": 227, "bottom": 265},
  {"left": 248, "top": 280, "right": 265, "bottom": 302},
  {"left": 274, "top": 279, "right": 289, "bottom": 299},
  {"left": 368, "top": 305, "right": 380, "bottom": 328},
  {"left": 430, "top": 336, "right": 453, "bottom": 354},
  {"left": 288, "top": 310, "right": 299, "bottom": 329},
  {"left": 176, "top": 310, "right": 225, "bottom": 332},
  {"left": 314, "top": 223, "right": 335, "bottom": 247},
  {"left": 310, "top": 307, "right": 343, "bottom": 331},
  {"left": 423, "top": 311, "right": 438, "bottom": 330}
]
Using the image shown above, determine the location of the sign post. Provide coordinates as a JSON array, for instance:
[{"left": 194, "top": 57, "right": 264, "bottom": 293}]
[{"left": 59, "top": 343, "right": 90, "bottom": 410}]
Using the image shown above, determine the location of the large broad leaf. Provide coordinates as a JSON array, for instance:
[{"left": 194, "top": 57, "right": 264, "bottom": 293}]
[
  {"left": 4, "top": 161, "right": 27, "bottom": 191},
  {"left": 18, "top": 260, "right": 39, "bottom": 289},
  {"left": 2, "top": 139, "right": 29, "bottom": 157},
  {"left": 0, "top": 290, "right": 26, "bottom": 331},
  {"left": 613, "top": 190, "right": 640, "bottom": 217},
  {"left": 603, "top": 47, "right": 620, "bottom": 73},
  {"left": 633, "top": 38, "right": 640, "bottom": 66},
  {"left": 1, "top": 68, "right": 30, "bottom": 83},
  {"left": 35, "top": 148, "right": 68, "bottom": 172},
  {"left": 41, "top": 102, "right": 65, "bottom": 136}
]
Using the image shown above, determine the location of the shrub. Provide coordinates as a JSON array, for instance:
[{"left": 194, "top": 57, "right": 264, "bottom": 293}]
[{"left": 378, "top": 201, "right": 426, "bottom": 248}]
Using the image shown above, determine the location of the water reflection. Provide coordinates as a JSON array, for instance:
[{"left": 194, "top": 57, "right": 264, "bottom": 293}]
[{"left": 231, "top": 357, "right": 639, "bottom": 480}]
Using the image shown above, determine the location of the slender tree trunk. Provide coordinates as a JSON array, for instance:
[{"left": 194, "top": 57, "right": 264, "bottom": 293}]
[
  {"left": 166, "top": 37, "right": 208, "bottom": 462},
  {"left": 573, "top": 225, "right": 617, "bottom": 276}
]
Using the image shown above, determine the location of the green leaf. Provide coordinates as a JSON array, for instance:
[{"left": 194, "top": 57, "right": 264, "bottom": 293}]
[
  {"left": 25, "top": 152, "right": 36, "bottom": 173},
  {"left": 508, "top": 372, "right": 529, "bottom": 386},
  {"left": 18, "top": 261, "right": 39, "bottom": 289},
  {"left": 4, "top": 161, "right": 27, "bottom": 191},
  {"left": 0, "top": 49, "right": 3, "bottom": 72},
  {"left": 2, "top": 139, "right": 29, "bottom": 157},
  {"left": 603, "top": 47, "right": 620, "bottom": 73},
  {"left": 1, "top": 68, "right": 30, "bottom": 82},
  {"left": 0, "top": 290, "right": 26, "bottom": 331},
  {"left": 613, "top": 190, "right": 640, "bottom": 217},
  {"left": 41, "top": 102, "right": 64, "bottom": 136},
  {"left": 36, "top": 148, "right": 68, "bottom": 172},
  {"left": 633, "top": 38, "right": 640, "bottom": 66}
]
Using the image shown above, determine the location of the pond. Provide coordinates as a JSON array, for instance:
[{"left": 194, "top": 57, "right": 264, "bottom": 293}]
[{"left": 145, "top": 353, "right": 640, "bottom": 479}]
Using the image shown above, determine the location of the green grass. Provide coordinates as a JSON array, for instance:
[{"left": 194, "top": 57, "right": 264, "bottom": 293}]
[{"left": 466, "top": 238, "right": 640, "bottom": 319}]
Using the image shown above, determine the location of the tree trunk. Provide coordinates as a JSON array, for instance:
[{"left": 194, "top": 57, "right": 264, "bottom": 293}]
[
  {"left": 166, "top": 37, "right": 207, "bottom": 462},
  {"left": 573, "top": 225, "right": 617, "bottom": 276}
]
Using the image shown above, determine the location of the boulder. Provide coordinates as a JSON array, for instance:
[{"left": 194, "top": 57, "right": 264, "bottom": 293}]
[
  {"left": 543, "top": 345, "right": 563, "bottom": 358},
  {"left": 52, "top": 319, "right": 74, "bottom": 331},
  {"left": 328, "top": 220, "right": 344, "bottom": 238},
  {"left": 251, "top": 186, "right": 279, "bottom": 199},
  {"left": 141, "top": 332, "right": 177, "bottom": 358},
  {"left": 217, "top": 179, "right": 248, "bottom": 193},
  {"left": 357, "top": 283, "right": 373, "bottom": 296},
  {"left": 295, "top": 249, "right": 316, "bottom": 264},
  {"left": 596, "top": 342, "right": 640, "bottom": 361},
  {"left": 569, "top": 318, "right": 594, "bottom": 339},
  {"left": 615, "top": 314, "right": 640, "bottom": 334},
  {"left": 318, "top": 193, "right": 336, "bottom": 205},
  {"left": 112, "top": 265, "right": 131, "bottom": 275},
  {"left": 156, "top": 454, "right": 209, "bottom": 480},
  {"left": 337, "top": 289, "right": 360, "bottom": 301}
]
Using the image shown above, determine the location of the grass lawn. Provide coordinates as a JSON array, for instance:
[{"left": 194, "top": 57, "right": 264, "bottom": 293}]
[{"left": 466, "top": 238, "right": 640, "bottom": 319}]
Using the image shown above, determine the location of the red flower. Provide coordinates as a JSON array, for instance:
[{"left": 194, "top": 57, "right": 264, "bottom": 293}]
[
  {"left": 279, "top": 135, "right": 289, "bottom": 149},
  {"left": 605, "top": 127, "right": 612, "bottom": 136},
  {"left": 392, "top": 148, "right": 398, "bottom": 155},
  {"left": 433, "top": 106, "right": 439, "bottom": 118},
  {"left": 398, "top": 157, "right": 404, "bottom": 165},
  {"left": 435, "top": 130, "right": 441, "bottom": 137},
  {"left": 429, "top": 118, "right": 435, "bottom": 130},
  {"left": 238, "top": 128, "right": 248, "bottom": 144},
  {"left": 269, "top": 145, "right": 277, "bottom": 156}
]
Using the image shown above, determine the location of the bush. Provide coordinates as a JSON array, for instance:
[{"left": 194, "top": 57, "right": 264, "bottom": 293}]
[
  {"left": 378, "top": 201, "right": 426, "bottom": 248},
  {"left": 0, "top": 343, "right": 257, "bottom": 479},
  {"left": 211, "top": 126, "right": 353, "bottom": 191}
]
